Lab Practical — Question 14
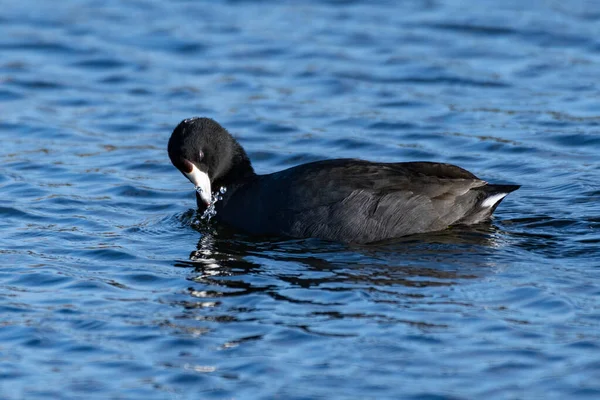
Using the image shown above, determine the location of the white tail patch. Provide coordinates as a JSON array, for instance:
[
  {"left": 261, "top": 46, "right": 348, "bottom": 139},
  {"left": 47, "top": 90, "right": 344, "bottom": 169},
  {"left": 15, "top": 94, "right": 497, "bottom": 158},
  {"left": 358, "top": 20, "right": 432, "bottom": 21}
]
[{"left": 481, "top": 193, "right": 508, "bottom": 208}]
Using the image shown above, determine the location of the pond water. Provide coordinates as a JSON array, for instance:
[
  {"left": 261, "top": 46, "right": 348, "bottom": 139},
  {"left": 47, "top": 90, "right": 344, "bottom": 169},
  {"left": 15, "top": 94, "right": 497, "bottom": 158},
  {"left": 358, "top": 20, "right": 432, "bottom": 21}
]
[{"left": 1, "top": 0, "right": 600, "bottom": 398}]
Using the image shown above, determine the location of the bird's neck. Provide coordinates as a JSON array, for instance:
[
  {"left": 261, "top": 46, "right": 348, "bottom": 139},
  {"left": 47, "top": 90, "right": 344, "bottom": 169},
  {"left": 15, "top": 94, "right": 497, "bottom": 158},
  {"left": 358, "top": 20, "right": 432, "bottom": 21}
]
[{"left": 214, "top": 142, "right": 256, "bottom": 189}]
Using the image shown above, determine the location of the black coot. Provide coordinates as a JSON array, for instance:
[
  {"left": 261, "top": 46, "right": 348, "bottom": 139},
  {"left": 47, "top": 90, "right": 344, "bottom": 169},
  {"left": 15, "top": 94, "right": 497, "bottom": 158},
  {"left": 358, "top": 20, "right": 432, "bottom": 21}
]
[{"left": 168, "top": 117, "right": 519, "bottom": 244}]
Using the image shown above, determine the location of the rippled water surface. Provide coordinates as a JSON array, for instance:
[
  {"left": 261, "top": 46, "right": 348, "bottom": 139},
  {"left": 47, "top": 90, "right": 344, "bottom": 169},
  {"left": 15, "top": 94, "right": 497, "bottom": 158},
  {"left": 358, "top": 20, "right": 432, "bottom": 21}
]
[{"left": 2, "top": 0, "right": 600, "bottom": 398}]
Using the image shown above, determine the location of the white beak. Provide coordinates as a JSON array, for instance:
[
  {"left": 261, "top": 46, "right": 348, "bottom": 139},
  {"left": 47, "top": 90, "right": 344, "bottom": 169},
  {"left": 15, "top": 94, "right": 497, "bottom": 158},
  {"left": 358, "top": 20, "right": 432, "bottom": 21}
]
[{"left": 184, "top": 163, "right": 212, "bottom": 205}]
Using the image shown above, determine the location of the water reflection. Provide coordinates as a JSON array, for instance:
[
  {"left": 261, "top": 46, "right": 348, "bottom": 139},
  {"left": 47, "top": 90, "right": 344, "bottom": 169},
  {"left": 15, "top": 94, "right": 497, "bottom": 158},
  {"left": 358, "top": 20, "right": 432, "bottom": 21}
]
[{"left": 168, "top": 219, "right": 516, "bottom": 338}]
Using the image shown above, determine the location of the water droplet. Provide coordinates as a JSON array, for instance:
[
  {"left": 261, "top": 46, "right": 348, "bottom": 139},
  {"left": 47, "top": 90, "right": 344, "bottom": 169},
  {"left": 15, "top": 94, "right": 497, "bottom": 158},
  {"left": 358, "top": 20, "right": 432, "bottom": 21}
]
[{"left": 200, "top": 186, "right": 227, "bottom": 221}]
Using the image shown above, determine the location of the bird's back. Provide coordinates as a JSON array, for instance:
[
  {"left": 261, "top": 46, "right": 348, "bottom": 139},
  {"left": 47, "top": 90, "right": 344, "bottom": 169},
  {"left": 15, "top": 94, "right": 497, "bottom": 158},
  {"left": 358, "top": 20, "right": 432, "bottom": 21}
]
[{"left": 217, "top": 159, "right": 518, "bottom": 243}]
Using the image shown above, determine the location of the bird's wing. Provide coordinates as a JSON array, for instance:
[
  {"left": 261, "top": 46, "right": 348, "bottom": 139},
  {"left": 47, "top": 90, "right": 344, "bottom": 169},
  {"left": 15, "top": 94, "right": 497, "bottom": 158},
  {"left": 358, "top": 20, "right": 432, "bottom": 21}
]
[{"left": 266, "top": 159, "right": 487, "bottom": 242}]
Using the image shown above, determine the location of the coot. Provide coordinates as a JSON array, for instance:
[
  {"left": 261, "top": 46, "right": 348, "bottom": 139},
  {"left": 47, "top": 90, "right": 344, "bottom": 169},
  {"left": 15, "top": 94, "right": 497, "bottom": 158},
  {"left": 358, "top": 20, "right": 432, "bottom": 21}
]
[{"left": 168, "top": 117, "right": 519, "bottom": 243}]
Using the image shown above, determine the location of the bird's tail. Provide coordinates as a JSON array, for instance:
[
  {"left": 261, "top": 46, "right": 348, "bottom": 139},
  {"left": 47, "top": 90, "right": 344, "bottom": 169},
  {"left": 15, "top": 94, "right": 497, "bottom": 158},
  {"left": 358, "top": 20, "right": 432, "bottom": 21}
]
[{"left": 480, "top": 184, "right": 520, "bottom": 212}]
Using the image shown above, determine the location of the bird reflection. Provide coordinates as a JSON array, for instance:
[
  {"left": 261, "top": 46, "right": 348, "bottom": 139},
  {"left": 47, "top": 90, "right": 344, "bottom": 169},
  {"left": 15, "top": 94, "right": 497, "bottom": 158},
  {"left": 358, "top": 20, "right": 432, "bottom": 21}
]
[
  {"left": 174, "top": 220, "right": 510, "bottom": 297},
  {"left": 167, "top": 220, "right": 514, "bottom": 338}
]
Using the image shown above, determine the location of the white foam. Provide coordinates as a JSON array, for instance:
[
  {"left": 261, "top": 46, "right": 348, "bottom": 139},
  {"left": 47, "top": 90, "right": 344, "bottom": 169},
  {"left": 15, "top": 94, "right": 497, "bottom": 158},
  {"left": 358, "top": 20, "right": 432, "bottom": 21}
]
[{"left": 481, "top": 193, "right": 508, "bottom": 208}]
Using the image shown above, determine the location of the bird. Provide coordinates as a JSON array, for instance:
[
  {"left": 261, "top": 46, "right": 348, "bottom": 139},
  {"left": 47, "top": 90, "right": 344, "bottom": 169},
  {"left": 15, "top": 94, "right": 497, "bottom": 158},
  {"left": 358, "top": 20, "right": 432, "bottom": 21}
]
[{"left": 168, "top": 117, "right": 519, "bottom": 244}]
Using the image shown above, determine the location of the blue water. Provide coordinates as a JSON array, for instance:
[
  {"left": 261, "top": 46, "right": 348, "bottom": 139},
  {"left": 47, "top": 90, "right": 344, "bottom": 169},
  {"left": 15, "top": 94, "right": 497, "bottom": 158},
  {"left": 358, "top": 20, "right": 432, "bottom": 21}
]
[{"left": 1, "top": 0, "right": 600, "bottom": 398}]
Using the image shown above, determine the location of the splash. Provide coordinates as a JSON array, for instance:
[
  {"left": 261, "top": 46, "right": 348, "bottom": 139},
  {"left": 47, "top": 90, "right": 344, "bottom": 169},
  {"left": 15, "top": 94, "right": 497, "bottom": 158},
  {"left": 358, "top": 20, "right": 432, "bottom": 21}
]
[{"left": 198, "top": 186, "right": 227, "bottom": 221}]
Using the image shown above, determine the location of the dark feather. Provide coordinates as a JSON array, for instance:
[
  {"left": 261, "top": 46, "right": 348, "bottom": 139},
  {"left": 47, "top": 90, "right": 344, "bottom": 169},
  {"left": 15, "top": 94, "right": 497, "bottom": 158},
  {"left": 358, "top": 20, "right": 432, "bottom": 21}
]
[{"left": 169, "top": 118, "right": 520, "bottom": 244}]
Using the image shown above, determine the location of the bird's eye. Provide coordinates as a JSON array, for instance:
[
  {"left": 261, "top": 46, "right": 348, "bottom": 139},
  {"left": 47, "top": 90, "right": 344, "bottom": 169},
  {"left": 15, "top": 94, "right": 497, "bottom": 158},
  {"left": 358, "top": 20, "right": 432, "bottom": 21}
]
[{"left": 199, "top": 150, "right": 204, "bottom": 160}]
